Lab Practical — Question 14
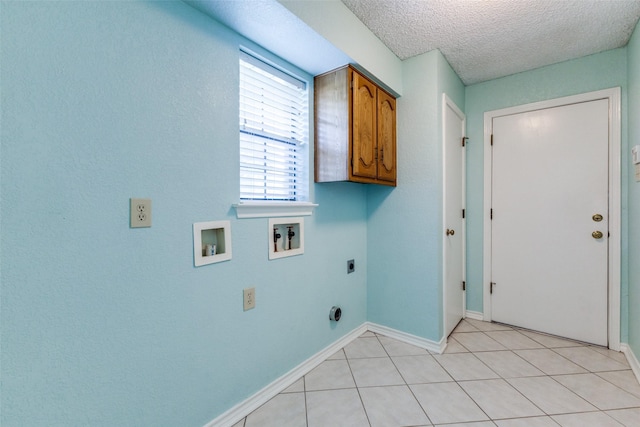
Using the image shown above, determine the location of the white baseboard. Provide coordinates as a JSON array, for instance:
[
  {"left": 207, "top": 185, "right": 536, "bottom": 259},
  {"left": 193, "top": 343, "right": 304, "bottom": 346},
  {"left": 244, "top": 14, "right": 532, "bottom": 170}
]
[
  {"left": 366, "top": 321, "right": 446, "bottom": 354},
  {"left": 621, "top": 343, "right": 640, "bottom": 384},
  {"left": 204, "top": 323, "right": 368, "bottom": 427},
  {"left": 204, "top": 321, "right": 444, "bottom": 427},
  {"left": 464, "top": 310, "right": 484, "bottom": 321}
]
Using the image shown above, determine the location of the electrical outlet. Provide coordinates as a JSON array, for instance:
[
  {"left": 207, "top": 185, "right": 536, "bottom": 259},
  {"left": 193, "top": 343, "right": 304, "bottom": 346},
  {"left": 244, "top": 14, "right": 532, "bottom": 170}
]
[
  {"left": 347, "top": 259, "right": 355, "bottom": 274},
  {"left": 243, "top": 287, "right": 255, "bottom": 311},
  {"left": 130, "top": 198, "right": 152, "bottom": 228}
]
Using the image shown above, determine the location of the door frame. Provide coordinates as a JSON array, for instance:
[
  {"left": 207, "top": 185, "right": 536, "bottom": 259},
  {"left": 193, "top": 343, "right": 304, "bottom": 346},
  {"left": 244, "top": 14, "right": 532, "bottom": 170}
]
[
  {"left": 443, "top": 93, "right": 466, "bottom": 336},
  {"left": 482, "top": 88, "right": 621, "bottom": 350}
]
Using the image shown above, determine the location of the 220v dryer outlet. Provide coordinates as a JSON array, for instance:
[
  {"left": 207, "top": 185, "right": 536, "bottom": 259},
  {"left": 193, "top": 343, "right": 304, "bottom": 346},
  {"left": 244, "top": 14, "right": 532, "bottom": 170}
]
[{"left": 130, "top": 198, "right": 152, "bottom": 228}]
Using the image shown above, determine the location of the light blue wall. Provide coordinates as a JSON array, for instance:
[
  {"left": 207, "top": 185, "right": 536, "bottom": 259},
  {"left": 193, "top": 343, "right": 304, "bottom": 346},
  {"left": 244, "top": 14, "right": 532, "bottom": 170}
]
[
  {"left": 627, "top": 21, "right": 640, "bottom": 357},
  {"left": 438, "top": 51, "right": 466, "bottom": 115},
  {"left": 3, "top": 0, "right": 636, "bottom": 425},
  {"left": 464, "top": 48, "right": 629, "bottom": 341},
  {"left": 367, "top": 50, "right": 464, "bottom": 342},
  {"left": 0, "top": 2, "right": 368, "bottom": 425},
  {"left": 278, "top": 0, "right": 403, "bottom": 95}
]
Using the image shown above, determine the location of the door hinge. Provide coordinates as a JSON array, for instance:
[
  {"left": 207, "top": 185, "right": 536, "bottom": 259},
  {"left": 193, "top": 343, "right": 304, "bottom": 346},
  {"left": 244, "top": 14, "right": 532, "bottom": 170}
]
[
  {"left": 490, "top": 209, "right": 493, "bottom": 220},
  {"left": 462, "top": 208, "right": 466, "bottom": 219},
  {"left": 462, "top": 281, "right": 466, "bottom": 291},
  {"left": 490, "top": 134, "right": 494, "bottom": 146},
  {"left": 490, "top": 282, "right": 496, "bottom": 294},
  {"left": 462, "top": 136, "right": 468, "bottom": 147}
]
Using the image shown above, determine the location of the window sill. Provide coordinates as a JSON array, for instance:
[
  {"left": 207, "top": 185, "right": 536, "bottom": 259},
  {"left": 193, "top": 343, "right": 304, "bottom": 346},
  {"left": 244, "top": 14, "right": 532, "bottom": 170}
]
[{"left": 233, "top": 201, "right": 319, "bottom": 219}]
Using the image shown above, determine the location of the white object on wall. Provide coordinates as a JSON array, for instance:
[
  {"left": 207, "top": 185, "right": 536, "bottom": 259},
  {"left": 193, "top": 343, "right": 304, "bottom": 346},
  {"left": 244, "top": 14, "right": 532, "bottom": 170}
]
[
  {"left": 269, "top": 217, "right": 304, "bottom": 260},
  {"left": 193, "top": 220, "right": 232, "bottom": 266}
]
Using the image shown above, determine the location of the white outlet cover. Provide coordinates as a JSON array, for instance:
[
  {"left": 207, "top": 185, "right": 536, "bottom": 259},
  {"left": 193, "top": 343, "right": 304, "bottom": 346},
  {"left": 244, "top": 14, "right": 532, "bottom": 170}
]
[
  {"left": 243, "top": 287, "right": 256, "bottom": 311},
  {"left": 130, "top": 198, "right": 152, "bottom": 228}
]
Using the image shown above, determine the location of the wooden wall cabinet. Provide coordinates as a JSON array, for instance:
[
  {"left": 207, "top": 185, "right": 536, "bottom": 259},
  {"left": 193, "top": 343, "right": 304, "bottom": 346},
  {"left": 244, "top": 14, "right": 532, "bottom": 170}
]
[{"left": 314, "top": 65, "right": 397, "bottom": 186}]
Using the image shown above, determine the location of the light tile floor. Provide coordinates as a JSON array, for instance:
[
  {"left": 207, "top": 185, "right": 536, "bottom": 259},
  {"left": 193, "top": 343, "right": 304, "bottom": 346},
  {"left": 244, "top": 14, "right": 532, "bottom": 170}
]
[{"left": 233, "top": 319, "right": 640, "bottom": 427}]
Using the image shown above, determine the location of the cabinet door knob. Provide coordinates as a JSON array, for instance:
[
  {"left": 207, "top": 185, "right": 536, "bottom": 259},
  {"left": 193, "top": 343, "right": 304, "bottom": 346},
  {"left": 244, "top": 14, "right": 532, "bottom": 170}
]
[{"left": 446, "top": 229, "right": 455, "bottom": 236}]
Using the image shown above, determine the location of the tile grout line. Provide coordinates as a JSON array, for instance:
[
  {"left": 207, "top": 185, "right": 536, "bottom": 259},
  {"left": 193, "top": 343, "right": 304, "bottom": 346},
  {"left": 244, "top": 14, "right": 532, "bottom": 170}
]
[
  {"left": 548, "top": 352, "right": 640, "bottom": 405},
  {"left": 375, "top": 332, "right": 436, "bottom": 426},
  {"left": 445, "top": 323, "right": 610, "bottom": 424},
  {"left": 431, "top": 342, "right": 497, "bottom": 424},
  {"left": 240, "top": 322, "right": 640, "bottom": 426},
  {"left": 594, "top": 370, "right": 640, "bottom": 399},
  {"left": 491, "top": 326, "right": 640, "bottom": 422},
  {"left": 547, "top": 344, "right": 606, "bottom": 373},
  {"left": 303, "top": 376, "right": 308, "bottom": 427},
  {"left": 344, "top": 338, "right": 372, "bottom": 427},
  {"left": 459, "top": 375, "right": 551, "bottom": 421},
  {"left": 496, "top": 329, "right": 607, "bottom": 420}
]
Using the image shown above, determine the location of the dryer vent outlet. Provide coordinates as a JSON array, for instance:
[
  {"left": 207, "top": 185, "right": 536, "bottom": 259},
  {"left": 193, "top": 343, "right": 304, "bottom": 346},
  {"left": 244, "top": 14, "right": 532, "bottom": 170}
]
[{"left": 329, "top": 306, "right": 342, "bottom": 322}]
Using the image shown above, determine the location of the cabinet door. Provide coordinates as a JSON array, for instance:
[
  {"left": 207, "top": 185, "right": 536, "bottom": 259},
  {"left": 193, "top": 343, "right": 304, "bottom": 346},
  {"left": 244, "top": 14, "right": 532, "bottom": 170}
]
[
  {"left": 352, "top": 72, "right": 378, "bottom": 180},
  {"left": 377, "top": 90, "right": 396, "bottom": 183}
]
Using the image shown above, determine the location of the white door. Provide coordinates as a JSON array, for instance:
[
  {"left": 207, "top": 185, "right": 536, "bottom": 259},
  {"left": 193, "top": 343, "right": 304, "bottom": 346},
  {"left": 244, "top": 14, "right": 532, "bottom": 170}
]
[
  {"left": 443, "top": 95, "right": 466, "bottom": 337},
  {"left": 491, "top": 99, "right": 609, "bottom": 346}
]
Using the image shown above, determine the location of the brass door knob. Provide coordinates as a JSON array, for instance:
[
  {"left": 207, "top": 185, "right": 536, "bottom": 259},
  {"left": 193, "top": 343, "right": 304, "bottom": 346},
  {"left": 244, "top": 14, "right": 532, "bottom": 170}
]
[
  {"left": 446, "top": 229, "right": 455, "bottom": 236},
  {"left": 593, "top": 214, "right": 603, "bottom": 222},
  {"left": 592, "top": 231, "right": 603, "bottom": 239}
]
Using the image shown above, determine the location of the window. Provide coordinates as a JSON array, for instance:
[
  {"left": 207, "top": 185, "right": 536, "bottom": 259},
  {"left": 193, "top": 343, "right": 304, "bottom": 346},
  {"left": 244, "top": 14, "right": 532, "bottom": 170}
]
[{"left": 239, "top": 51, "right": 309, "bottom": 201}]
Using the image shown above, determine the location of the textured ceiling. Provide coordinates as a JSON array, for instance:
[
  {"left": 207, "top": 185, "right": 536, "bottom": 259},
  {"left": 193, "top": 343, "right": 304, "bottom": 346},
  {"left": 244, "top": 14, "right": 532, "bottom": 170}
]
[{"left": 341, "top": 0, "right": 640, "bottom": 84}]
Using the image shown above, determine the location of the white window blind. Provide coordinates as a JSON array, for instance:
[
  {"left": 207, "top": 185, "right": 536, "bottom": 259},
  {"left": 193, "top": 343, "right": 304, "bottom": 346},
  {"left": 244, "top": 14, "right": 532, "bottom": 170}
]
[{"left": 239, "top": 51, "right": 309, "bottom": 201}]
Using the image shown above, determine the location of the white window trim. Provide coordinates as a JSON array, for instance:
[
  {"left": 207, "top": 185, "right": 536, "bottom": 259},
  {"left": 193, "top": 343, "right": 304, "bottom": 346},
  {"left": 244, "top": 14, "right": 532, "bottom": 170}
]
[
  {"left": 239, "top": 49, "right": 310, "bottom": 202},
  {"left": 233, "top": 201, "right": 318, "bottom": 219}
]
